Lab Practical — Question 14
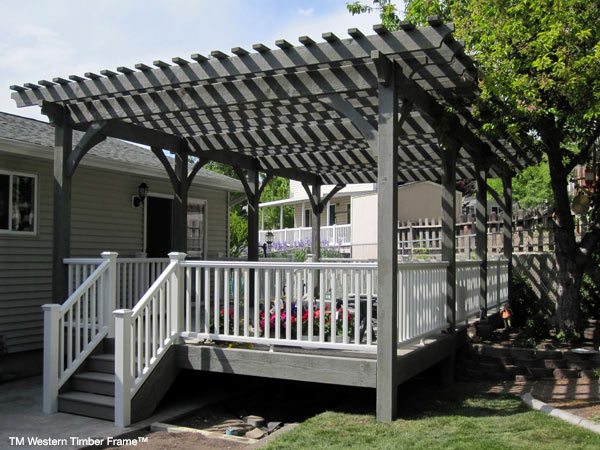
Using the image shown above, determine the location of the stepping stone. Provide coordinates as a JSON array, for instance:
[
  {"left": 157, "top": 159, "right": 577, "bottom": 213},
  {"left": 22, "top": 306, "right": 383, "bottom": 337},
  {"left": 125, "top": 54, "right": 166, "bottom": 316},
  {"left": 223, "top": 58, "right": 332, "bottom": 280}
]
[
  {"left": 246, "top": 428, "right": 266, "bottom": 439},
  {"left": 244, "top": 415, "right": 265, "bottom": 428}
]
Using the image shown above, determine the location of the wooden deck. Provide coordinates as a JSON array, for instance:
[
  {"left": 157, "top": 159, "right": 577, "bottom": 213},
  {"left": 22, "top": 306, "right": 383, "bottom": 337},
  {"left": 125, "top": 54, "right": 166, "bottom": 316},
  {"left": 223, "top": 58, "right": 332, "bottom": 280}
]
[{"left": 175, "top": 330, "right": 464, "bottom": 389}]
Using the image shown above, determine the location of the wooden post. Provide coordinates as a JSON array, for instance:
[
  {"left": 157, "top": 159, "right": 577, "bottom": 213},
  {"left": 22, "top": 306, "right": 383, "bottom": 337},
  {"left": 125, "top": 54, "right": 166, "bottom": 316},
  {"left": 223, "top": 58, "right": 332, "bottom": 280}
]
[
  {"left": 169, "top": 252, "right": 187, "bottom": 336},
  {"left": 310, "top": 183, "right": 322, "bottom": 261},
  {"left": 42, "top": 304, "right": 61, "bottom": 414},
  {"left": 475, "top": 160, "right": 488, "bottom": 314},
  {"left": 172, "top": 150, "right": 189, "bottom": 252},
  {"left": 441, "top": 141, "right": 458, "bottom": 331},
  {"left": 502, "top": 176, "right": 513, "bottom": 299},
  {"left": 247, "top": 169, "right": 260, "bottom": 262},
  {"left": 375, "top": 54, "right": 399, "bottom": 422},
  {"left": 101, "top": 251, "right": 119, "bottom": 337},
  {"left": 50, "top": 107, "right": 73, "bottom": 303},
  {"left": 114, "top": 309, "right": 132, "bottom": 427}
]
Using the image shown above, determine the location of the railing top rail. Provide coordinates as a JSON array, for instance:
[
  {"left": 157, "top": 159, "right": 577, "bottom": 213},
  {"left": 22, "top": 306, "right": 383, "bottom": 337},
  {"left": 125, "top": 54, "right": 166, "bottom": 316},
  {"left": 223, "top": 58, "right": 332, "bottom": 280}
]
[
  {"left": 60, "top": 260, "right": 110, "bottom": 313},
  {"left": 116, "top": 258, "right": 170, "bottom": 264},
  {"left": 131, "top": 260, "right": 178, "bottom": 317},
  {"left": 456, "top": 260, "right": 482, "bottom": 267},
  {"left": 181, "top": 260, "right": 450, "bottom": 270},
  {"left": 63, "top": 258, "right": 103, "bottom": 264}
]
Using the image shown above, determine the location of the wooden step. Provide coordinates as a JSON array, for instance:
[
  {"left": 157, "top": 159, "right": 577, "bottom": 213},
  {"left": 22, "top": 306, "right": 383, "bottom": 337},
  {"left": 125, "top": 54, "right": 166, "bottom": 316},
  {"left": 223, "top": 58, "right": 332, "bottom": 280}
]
[
  {"left": 87, "top": 353, "right": 114, "bottom": 373},
  {"left": 58, "top": 391, "right": 114, "bottom": 421},
  {"left": 72, "top": 371, "right": 115, "bottom": 396}
]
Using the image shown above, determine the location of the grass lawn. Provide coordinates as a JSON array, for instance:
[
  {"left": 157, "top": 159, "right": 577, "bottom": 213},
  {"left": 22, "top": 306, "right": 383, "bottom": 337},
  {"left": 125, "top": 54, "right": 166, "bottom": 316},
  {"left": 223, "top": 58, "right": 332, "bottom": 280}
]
[{"left": 264, "top": 383, "right": 600, "bottom": 450}]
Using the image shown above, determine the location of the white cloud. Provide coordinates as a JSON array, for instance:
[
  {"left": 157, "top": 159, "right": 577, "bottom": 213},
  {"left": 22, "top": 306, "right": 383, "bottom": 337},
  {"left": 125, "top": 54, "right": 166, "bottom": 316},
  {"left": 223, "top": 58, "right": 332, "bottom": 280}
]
[{"left": 298, "top": 8, "right": 314, "bottom": 16}]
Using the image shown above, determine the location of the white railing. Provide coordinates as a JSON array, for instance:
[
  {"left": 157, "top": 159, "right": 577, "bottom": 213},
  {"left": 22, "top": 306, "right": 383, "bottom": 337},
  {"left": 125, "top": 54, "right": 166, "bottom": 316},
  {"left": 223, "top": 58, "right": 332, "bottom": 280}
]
[
  {"left": 179, "top": 260, "right": 378, "bottom": 351},
  {"left": 42, "top": 252, "right": 117, "bottom": 414},
  {"left": 114, "top": 252, "right": 185, "bottom": 427},
  {"left": 397, "top": 262, "right": 448, "bottom": 343},
  {"left": 488, "top": 259, "right": 510, "bottom": 309},
  {"left": 456, "top": 261, "right": 481, "bottom": 323},
  {"left": 259, "top": 224, "right": 352, "bottom": 247},
  {"left": 65, "top": 256, "right": 169, "bottom": 309},
  {"left": 116, "top": 258, "right": 170, "bottom": 309}
]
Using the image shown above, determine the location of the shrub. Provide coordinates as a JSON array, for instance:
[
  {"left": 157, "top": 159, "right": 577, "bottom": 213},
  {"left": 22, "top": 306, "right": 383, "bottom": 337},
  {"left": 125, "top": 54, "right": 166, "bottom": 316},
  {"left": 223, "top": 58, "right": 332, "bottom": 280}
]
[{"left": 510, "top": 274, "right": 553, "bottom": 339}]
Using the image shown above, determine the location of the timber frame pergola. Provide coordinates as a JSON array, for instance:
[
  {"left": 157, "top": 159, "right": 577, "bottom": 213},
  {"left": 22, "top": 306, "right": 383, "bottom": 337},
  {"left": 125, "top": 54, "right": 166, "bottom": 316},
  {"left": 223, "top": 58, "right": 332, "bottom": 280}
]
[{"left": 11, "top": 17, "right": 532, "bottom": 421}]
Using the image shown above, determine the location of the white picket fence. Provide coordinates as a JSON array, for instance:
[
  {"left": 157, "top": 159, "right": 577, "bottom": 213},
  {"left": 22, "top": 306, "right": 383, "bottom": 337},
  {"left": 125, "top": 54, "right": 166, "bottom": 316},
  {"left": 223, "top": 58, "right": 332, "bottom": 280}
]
[{"left": 42, "top": 252, "right": 117, "bottom": 414}]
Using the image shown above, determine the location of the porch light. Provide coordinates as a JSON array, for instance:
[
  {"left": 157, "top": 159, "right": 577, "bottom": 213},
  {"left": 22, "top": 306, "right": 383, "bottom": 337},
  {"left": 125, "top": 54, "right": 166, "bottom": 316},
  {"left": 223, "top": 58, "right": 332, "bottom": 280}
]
[
  {"left": 265, "top": 230, "right": 274, "bottom": 247},
  {"left": 133, "top": 182, "right": 149, "bottom": 207}
]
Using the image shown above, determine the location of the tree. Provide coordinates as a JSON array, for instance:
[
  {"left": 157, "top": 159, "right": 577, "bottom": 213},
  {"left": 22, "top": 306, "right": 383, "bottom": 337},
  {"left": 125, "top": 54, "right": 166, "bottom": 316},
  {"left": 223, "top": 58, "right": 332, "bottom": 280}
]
[
  {"left": 488, "top": 160, "right": 553, "bottom": 209},
  {"left": 348, "top": 0, "right": 600, "bottom": 336}
]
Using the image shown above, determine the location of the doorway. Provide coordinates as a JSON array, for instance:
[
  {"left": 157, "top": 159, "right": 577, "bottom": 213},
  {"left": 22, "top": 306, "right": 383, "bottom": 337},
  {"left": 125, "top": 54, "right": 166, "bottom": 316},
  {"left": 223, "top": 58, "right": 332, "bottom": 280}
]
[{"left": 146, "top": 196, "right": 172, "bottom": 257}]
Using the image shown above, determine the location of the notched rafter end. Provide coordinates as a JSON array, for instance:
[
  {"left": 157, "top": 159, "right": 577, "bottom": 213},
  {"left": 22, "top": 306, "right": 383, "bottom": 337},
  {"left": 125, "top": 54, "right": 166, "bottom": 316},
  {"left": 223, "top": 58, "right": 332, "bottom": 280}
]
[
  {"left": 172, "top": 57, "right": 190, "bottom": 65},
  {"left": 372, "top": 24, "right": 387, "bottom": 35},
  {"left": 426, "top": 15, "right": 443, "bottom": 27},
  {"left": 210, "top": 50, "right": 229, "bottom": 60},
  {"left": 275, "top": 39, "right": 293, "bottom": 49},
  {"left": 322, "top": 32, "right": 339, "bottom": 43},
  {"left": 190, "top": 53, "right": 208, "bottom": 63},
  {"left": 153, "top": 60, "right": 171, "bottom": 68},
  {"left": 399, "top": 21, "right": 415, "bottom": 31},
  {"left": 135, "top": 63, "right": 153, "bottom": 71},
  {"left": 298, "top": 35, "right": 316, "bottom": 46},
  {"left": 252, "top": 43, "right": 270, "bottom": 53},
  {"left": 9, "top": 85, "right": 26, "bottom": 92},
  {"left": 347, "top": 28, "right": 364, "bottom": 39},
  {"left": 231, "top": 47, "right": 249, "bottom": 57}
]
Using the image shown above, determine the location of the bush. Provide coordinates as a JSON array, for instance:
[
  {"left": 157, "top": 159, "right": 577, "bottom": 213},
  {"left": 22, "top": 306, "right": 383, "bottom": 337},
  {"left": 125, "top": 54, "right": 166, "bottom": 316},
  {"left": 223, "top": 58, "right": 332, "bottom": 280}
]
[
  {"left": 581, "top": 252, "right": 600, "bottom": 320},
  {"left": 510, "top": 275, "right": 553, "bottom": 339}
]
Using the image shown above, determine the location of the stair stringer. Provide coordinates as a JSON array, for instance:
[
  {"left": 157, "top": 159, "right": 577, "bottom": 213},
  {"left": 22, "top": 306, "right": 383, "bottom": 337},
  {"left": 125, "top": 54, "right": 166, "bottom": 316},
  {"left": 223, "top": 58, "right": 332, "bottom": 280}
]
[{"left": 130, "top": 345, "right": 180, "bottom": 423}]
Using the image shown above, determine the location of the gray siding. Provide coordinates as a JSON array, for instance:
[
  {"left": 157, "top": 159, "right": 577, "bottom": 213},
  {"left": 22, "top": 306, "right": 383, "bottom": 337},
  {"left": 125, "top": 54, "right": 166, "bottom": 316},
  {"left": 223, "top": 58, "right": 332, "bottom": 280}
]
[{"left": 0, "top": 152, "right": 229, "bottom": 354}]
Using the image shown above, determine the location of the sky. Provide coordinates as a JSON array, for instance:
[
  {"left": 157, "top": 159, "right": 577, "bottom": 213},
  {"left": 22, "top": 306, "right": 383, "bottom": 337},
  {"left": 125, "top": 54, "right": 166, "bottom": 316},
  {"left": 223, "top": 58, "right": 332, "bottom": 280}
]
[{"left": 1, "top": 1, "right": 380, "bottom": 121}]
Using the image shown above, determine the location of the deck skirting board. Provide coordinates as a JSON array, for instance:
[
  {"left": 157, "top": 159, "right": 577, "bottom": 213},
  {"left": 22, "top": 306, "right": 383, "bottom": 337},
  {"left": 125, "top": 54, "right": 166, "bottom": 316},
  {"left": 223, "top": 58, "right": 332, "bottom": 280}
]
[{"left": 175, "top": 345, "right": 377, "bottom": 388}]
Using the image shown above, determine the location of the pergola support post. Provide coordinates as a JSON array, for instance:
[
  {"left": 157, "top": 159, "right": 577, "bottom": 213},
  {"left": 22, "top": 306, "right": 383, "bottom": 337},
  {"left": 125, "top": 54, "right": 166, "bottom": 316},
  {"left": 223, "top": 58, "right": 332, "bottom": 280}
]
[
  {"left": 374, "top": 54, "right": 399, "bottom": 422},
  {"left": 441, "top": 141, "right": 458, "bottom": 331},
  {"left": 172, "top": 149, "right": 189, "bottom": 252},
  {"left": 48, "top": 106, "right": 73, "bottom": 303},
  {"left": 502, "top": 175, "right": 513, "bottom": 299},
  {"left": 310, "top": 183, "right": 322, "bottom": 261},
  {"left": 475, "top": 159, "right": 488, "bottom": 315}
]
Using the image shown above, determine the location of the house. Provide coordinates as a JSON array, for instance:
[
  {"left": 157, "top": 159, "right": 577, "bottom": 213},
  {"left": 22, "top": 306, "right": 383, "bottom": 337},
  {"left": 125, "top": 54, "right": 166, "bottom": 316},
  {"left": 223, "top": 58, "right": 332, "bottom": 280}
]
[
  {"left": 259, "top": 180, "right": 462, "bottom": 258},
  {"left": 0, "top": 112, "right": 243, "bottom": 379}
]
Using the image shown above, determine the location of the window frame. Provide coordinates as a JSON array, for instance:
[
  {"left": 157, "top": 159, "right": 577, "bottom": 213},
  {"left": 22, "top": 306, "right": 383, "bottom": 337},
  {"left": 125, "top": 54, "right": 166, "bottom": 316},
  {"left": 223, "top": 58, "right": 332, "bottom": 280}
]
[
  {"left": 187, "top": 197, "right": 208, "bottom": 259},
  {"left": 0, "top": 169, "right": 38, "bottom": 236}
]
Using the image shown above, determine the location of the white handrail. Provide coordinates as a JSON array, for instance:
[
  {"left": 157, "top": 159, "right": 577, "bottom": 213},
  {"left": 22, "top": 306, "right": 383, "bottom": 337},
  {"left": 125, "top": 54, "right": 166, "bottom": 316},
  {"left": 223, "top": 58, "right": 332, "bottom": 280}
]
[
  {"left": 42, "top": 251, "right": 118, "bottom": 415},
  {"left": 114, "top": 252, "right": 186, "bottom": 427}
]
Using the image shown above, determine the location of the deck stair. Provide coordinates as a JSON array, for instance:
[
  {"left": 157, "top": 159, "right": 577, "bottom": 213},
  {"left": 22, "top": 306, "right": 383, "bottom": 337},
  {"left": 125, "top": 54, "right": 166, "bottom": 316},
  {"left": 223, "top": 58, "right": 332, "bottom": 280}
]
[{"left": 58, "top": 339, "right": 115, "bottom": 421}]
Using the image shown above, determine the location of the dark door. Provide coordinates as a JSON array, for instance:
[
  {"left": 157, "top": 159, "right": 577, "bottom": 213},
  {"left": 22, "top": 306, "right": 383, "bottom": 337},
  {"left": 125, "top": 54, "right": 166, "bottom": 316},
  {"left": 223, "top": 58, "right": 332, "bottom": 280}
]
[{"left": 146, "top": 196, "right": 172, "bottom": 257}]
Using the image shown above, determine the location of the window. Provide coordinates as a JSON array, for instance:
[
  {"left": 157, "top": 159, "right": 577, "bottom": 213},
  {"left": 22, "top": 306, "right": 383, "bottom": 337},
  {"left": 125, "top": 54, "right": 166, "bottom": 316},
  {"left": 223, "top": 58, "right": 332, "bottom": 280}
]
[
  {"left": 0, "top": 171, "right": 36, "bottom": 234},
  {"left": 304, "top": 209, "right": 311, "bottom": 227},
  {"left": 187, "top": 198, "right": 207, "bottom": 259},
  {"left": 329, "top": 204, "right": 336, "bottom": 225},
  {"left": 346, "top": 204, "right": 351, "bottom": 224}
]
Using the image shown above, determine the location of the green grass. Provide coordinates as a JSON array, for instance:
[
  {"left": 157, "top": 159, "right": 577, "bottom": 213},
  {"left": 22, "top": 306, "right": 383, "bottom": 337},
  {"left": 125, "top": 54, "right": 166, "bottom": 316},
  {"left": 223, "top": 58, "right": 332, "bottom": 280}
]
[{"left": 265, "top": 385, "right": 600, "bottom": 450}]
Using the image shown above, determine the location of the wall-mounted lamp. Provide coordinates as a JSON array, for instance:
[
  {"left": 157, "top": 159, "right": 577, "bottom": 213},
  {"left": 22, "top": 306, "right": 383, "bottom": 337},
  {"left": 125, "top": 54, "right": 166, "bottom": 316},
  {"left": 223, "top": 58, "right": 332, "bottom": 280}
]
[{"left": 132, "top": 182, "right": 149, "bottom": 207}]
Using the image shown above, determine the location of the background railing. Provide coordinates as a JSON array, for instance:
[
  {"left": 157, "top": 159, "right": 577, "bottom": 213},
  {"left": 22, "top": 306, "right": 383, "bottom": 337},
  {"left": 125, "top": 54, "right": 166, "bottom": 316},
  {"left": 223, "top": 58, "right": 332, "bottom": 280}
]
[
  {"left": 259, "top": 224, "right": 352, "bottom": 247},
  {"left": 42, "top": 252, "right": 117, "bottom": 414}
]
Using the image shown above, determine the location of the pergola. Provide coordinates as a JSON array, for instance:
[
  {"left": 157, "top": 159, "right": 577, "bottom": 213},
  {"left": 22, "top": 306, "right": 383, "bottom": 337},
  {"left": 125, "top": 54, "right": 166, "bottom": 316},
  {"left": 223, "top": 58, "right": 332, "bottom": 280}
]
[{"left": 11, "top": 17, "right": 532, "bottom": 420}]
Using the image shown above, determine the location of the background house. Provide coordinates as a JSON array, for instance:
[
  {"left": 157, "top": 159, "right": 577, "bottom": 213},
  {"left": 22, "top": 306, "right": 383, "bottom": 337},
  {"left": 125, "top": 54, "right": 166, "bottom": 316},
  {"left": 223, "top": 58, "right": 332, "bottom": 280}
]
[
  {"left": 0, "top": 112, "right": 242, "bottom": 379},
  {"left": 259, "top": 180, "right": 461, "bottom": 258}
]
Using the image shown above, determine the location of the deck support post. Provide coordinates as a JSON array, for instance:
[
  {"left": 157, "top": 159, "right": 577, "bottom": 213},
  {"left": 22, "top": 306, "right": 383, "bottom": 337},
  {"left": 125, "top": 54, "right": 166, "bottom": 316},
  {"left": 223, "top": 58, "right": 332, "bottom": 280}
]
[
  {"left": 374, "top": 53, "right": 399, "bottom": 422},
  {"left": 441, "top": 140, "right": 458, "bottom": 331},
  {"left": 46, "top": 105, "right": 73, "bottom": 303},
  {"left": 172, "top": 147, "right": 189, "bottom": 252},
  {"left": 502, "top": 175, "right": 513, "bottom": 300},
  {"left": 101, "top": 251, "right": 119, "bottom": 337},
  {"left": 475, "top": 158, "right": 488, "bottom": 315}
]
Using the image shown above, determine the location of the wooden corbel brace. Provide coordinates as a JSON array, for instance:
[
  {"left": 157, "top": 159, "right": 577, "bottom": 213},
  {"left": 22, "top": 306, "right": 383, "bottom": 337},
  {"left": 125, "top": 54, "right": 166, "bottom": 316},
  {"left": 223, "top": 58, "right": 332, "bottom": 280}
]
[
  {"left": 187, "top": 157, "right": 208, "bottom": 186},
  {"left": 150, "top": 146, "right": 179, "bottom": 191},
  {"left": 66, "top": 121, "right": 107, "bottom": 177}
]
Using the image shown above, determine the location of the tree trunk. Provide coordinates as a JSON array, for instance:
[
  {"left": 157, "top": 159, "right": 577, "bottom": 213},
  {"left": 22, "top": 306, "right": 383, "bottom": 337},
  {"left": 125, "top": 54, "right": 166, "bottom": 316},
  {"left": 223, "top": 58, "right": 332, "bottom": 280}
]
[{"left": 544, "top": 127, "right": 584, "bottom": 333}]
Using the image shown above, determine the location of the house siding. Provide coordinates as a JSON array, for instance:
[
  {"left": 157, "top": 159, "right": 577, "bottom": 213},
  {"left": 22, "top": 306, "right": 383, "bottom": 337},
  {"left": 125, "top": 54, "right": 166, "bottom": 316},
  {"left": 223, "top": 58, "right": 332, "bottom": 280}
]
[{"left": 0, "top": 152, "right": 229, "bottom": 354}]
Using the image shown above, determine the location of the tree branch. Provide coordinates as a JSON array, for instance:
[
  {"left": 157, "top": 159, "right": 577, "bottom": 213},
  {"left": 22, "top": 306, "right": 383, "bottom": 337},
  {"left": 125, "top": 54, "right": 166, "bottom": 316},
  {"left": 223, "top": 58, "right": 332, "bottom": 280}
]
[{"left": 565, "top": 123, "right": 600, "bottom": 174}]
